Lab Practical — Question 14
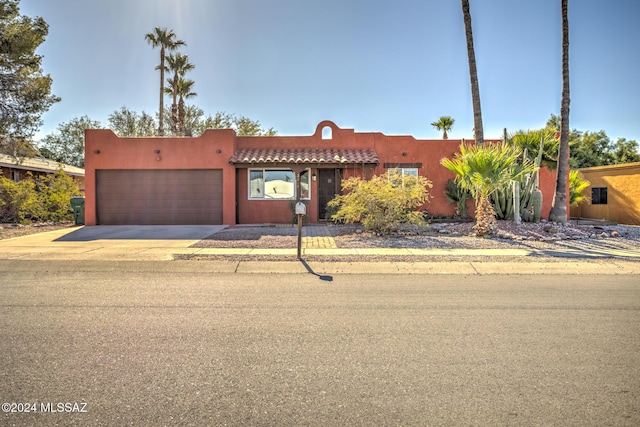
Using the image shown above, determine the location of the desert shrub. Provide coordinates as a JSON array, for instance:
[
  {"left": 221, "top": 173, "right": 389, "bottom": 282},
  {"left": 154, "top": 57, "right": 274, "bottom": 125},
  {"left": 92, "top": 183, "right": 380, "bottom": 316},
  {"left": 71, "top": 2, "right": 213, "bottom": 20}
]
[
  {"left": 37, "top": 170, "right": 81, "bottom": 221},
  {"left": 327, "top": 170, "right": 432, "bottom": 234},
  {"left": 0, "top": 176, "right": 41, "bottom": 223},
  {"left": 0, "top": 170, "right": 80, "bottom": 223}
]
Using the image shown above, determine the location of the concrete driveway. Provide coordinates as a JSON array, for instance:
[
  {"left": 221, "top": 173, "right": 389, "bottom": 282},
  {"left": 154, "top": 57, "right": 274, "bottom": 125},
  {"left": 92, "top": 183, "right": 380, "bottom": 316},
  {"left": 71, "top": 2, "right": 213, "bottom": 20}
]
[
  {"left": 54, "top": 225, "right": 226, "bottom": 241},
  {"left": 0, "top": 225, "right": 226, "bottom": 261}
]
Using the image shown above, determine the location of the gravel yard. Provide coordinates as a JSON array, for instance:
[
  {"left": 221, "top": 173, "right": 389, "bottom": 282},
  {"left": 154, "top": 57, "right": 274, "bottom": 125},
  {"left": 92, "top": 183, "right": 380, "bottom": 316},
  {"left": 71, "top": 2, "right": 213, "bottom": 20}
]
[
  {"left": 193, "top": 220, "right": 640, "bottom": 250},
  {"left": 188, "top": 220, "right": 640, "bottom": 263}
]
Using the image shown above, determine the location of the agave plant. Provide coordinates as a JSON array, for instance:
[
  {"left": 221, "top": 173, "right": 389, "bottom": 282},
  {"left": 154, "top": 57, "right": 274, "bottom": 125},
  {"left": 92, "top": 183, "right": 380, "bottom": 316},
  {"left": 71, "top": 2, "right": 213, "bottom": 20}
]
[
  {"left": 444, "top": 179, "right": 471, "bottom": 218},
  {"left": 441, "top": 143, "right": 535, "bottom": 236}
]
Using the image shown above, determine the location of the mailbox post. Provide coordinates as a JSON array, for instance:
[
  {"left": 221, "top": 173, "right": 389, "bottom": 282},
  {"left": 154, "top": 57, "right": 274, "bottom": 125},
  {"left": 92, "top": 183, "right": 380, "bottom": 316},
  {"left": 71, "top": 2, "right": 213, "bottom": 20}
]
[{"left": 295, "top": 201, "right": 306, "bottom": 259}]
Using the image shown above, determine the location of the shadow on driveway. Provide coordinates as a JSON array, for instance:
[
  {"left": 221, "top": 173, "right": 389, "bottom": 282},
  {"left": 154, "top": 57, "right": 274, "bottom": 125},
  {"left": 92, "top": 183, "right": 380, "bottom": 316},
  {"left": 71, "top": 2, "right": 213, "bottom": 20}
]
[{"left": 55, "top": 225, "right": 227, "bottom": 242}]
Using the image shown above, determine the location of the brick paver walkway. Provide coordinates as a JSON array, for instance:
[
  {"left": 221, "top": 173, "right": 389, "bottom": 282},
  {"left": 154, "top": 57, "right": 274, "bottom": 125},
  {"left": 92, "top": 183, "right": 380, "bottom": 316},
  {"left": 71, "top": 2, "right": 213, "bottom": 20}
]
[{"left": 301, "top": 225, "right": 337, "bottom": 249}]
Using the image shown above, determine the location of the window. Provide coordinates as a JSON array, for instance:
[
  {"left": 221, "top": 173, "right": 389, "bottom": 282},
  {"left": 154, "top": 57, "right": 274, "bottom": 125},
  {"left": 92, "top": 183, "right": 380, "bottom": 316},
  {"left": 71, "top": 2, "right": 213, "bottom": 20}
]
[
  {"left": 591, "top": 187, "right": 608, "bottom": 205},
  {"left": 10, "top": 170, "right": 20, "bottom": 182},
  {"left": 249, "top": 169, "right": 310, "bottom": 200},
  {"left": 388, "top": 168, "right": 419, "bottom": 187}
]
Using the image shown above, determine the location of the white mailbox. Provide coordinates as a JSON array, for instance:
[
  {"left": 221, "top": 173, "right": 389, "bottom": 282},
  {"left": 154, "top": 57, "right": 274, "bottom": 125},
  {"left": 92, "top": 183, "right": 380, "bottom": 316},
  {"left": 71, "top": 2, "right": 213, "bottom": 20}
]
[{"left": 295, "top": 202, "right": 306, "bottom": 215}]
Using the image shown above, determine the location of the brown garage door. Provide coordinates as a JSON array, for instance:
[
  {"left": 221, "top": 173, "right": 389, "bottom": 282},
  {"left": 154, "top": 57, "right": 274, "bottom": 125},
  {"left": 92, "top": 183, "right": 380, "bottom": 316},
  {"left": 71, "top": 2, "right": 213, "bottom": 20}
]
[{"left": 96, "top": 169, "right": 223, "bottom": 225}]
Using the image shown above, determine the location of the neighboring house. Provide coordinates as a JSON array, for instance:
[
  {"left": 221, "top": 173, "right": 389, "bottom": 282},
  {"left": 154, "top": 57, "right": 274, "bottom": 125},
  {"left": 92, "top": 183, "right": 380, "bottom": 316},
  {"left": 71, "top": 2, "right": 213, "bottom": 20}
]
[
  {"left": 83, "top": 120, "right": 559, "bottom": 226},
  {"left": 570, "top": 162, "right": 640, "bottom": 225},
  {"left": 0, "top": 153, "right": 85, "bottom": 192}
]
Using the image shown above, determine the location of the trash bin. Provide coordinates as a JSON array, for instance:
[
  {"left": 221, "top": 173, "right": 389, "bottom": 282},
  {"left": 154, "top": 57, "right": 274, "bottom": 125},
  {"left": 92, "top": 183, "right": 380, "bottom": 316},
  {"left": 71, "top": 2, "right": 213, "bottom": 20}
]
[{"left": 70, "top": 196, "right": 85, "bottom": 225}]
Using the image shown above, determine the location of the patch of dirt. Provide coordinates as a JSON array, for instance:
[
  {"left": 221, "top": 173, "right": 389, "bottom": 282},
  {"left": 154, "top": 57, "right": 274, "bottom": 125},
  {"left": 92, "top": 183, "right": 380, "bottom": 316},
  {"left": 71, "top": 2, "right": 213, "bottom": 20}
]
[{"left": 0, "top": 222, "right": 76, "bottom": 240}]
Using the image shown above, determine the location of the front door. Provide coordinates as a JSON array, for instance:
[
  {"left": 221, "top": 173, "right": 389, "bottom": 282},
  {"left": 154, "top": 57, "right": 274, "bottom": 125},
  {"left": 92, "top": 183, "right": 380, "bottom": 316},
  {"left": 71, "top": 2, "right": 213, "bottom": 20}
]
[{"left": 318, "top": 169, "right": 339, "bottom": 220}]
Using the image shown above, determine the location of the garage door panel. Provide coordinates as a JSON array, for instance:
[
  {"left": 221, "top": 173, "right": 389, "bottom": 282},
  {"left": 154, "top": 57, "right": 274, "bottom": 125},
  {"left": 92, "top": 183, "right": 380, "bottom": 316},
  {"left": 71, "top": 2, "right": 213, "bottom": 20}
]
[{"left": 97, "top": 170, "right": 222, "bottom": 225}]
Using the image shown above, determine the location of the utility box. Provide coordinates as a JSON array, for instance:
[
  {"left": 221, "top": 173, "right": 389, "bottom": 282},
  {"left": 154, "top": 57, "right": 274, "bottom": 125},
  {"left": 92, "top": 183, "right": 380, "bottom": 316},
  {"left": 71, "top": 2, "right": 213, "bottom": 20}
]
[{"left": 70, "top": 196, "right": 85, "bottom": 225}]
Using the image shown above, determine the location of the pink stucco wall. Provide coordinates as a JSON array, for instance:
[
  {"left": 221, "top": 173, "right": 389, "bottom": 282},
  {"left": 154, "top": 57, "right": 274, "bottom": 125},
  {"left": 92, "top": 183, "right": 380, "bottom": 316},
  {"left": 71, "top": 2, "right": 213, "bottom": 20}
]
[
  {"left": 84, "top": 121, "right": 563, "bottom": 226},
  {"left": 84, "top": 129, "right": 237, "bottom": 226}
]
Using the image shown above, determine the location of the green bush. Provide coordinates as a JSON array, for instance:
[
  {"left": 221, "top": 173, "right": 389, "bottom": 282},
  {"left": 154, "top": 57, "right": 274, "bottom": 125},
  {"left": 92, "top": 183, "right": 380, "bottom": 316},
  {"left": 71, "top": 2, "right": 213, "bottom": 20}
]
[
  {"left": 0, "top": 170, "right": 81, "bottom": 223},
  {"left": 0, "top": 176, "right": 40, "bottom": 223},
  {"left": 327, "top": 170, "right": 432, "bottom": 234}
]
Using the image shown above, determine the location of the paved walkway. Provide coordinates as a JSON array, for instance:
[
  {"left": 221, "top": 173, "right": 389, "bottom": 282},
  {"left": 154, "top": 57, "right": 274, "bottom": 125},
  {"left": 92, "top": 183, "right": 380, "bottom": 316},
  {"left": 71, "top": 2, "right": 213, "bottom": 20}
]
[
  {"left": 301, "top": 226, "right": 337, "bottom": 249},
  {"left": 0, "top": 225, "right": 638, "bottom": 275}
]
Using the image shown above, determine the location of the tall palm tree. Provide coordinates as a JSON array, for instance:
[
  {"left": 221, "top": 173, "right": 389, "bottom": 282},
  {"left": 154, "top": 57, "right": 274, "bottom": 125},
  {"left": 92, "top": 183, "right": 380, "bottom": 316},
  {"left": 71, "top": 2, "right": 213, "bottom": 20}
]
[
  {"left": 145, "top": 27, "right": 185, "bottom": 136},
  {"left": 431, "top": 116, "right": 455, "bottom": 139},
  {"left": 165, "top": 53, "right": 195, "bottom": 135},
  {"left": 441, "top": 143, "right": 534, "bottom": 236},
  {"left": 461, "top": 0, "right": 484, "bottom": 146},
  {"left": 549, "top": 0, "right": 570, "bottom": 223},
  {"left": 176, "top": 78, "right": 197, "bottom": 136}
]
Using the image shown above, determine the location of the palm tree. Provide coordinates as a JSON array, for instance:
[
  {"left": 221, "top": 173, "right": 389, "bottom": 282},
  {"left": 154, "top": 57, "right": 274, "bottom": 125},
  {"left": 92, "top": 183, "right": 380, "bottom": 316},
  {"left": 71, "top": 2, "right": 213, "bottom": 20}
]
[
  {"left": 145, "top": 27, "right": 185, "bottom": 136},
  {"left": 165, "top": 53, "right": 195, "bottom": 135},
  {"left": 461, "top": 0, "right": 484, "bottom": 146},
  {"left": 176, "top": 78, "right": 197, "bottom": 136},
  {"left": 549, "top": 0, "right": 570, "bottom": 223},
  {"left": 431, "top": 116, "right": 455, "bottom": 139},
  {"left": 569, "top": 170, "right": 589, "bottom": 207},
  {"left": 441, "top": 143, "right": 534, "bottom": 236}
]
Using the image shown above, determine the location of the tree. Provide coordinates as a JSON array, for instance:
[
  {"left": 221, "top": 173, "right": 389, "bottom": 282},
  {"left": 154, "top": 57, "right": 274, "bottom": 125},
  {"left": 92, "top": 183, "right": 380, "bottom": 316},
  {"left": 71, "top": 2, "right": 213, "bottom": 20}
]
[
  {"left": 441, "top": 143, "right": 535, "bottom": 236},
  {"left": 145, "top": 27, "right": 185, "bottom": 136},
  {"left": 550, "top": 0, "right": 571, "bottom": 223},
  {"left": 431, "top": 116, "right": 455, "bottom": 139},
  {"left": 165, "top": 53, "right": 194, "bottom": 135},
  {"left": 461, "top": 0, "right": 484, "bottom": 146},
  {"left": 168, "top": 108, "right": 278, "bottom": 137},
  {"left": 232, "top": 115, "right": 277, "bottom": 136},
  {"left": 0, "top": 0, "right": 59, "bottom": 155},
  {"left": 568, "top": 130, "right": 611, "bottom": 168},
  {"left": 176, "top": 78, "right": 196, "bottom": 136},
  {"left": 610, "top": 138, "right": 640, "bottom": 164},
  {"left": 108, "top": 106, "right": 156, "bottom": 137},
  {"left": 546, "top": 113, "right": 639, "bottom": 168},
  {"left": 40, "top": 116, "right": 101, "bottom": 167}
]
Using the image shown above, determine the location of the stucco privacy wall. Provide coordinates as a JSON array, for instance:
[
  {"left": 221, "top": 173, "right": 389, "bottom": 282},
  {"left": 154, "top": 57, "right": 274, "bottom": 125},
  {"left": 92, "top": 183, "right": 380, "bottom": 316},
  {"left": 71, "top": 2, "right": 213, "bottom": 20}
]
[
  {"left": 570, "top": 162, "right": 640, "bottom": 225},
  {"left": 84, "top": 129, "right": 236, "bottom": 225},
  {"left": 84, "top": 121, "right": 559, "bottom": 225}
]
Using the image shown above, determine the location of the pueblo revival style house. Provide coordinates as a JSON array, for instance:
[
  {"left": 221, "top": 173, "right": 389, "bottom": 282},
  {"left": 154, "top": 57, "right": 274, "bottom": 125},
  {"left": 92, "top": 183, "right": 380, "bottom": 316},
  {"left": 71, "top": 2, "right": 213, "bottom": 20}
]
[{"left": 83, "top": 120, "right": 558, "bottom": 226}]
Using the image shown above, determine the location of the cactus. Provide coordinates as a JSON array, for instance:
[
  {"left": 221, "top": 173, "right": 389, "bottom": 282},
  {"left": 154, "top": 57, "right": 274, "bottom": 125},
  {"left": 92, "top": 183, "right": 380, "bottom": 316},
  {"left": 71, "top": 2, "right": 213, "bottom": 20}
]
[
  {"left": 532, "top": 188, "right": 543, "bottom": 222},
  {"left": 492, "top": 135, "right": 545, "bottom": 222}
]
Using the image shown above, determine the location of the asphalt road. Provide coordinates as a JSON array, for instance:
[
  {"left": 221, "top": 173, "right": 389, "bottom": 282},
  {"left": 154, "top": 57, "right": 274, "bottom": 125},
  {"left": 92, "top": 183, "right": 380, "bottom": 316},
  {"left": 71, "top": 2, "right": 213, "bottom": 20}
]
[{"left": 1, "top": 260, "right": 639, "bottom": 426}]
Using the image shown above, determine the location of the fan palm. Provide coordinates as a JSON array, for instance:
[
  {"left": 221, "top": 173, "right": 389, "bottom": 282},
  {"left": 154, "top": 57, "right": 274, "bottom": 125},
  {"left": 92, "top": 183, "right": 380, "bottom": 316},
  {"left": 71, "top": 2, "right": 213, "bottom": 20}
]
[
  {"left": 145, "top": 27, "right": 185, "bottom": 136},
  {"left": 569, "top": 170, "right": 589, "bottom": 206},
  {"left": 165, "top": 53, "right": 195, "bottom": 135},
  {"left": 176, "top": 78, "right": 197, "bottom": 136},
  {"left": 431, "top": 116, "right": 455, "bottom": 139},
  {"left": 441, "top": 143, "right": 535, "bottom": 236},
  {"left": 509, "top": 129, "right": 560, "bottom": 169}
]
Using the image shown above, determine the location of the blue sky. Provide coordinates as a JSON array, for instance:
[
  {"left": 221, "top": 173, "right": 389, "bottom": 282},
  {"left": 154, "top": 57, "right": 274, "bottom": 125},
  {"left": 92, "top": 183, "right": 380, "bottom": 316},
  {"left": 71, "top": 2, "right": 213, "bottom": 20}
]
[{"left": 19, "top": 0, "right": 640, "bottom": 142}]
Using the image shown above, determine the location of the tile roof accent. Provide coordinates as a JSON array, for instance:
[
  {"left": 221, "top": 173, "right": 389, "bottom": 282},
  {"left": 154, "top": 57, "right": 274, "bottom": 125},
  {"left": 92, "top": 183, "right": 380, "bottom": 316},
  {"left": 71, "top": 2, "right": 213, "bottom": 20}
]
[
  {"left": 0, "top": 153, "right": 85, "bottom": 176},
  {"left": 230, "top": 148, "right": 379, "bottom": 165}
]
